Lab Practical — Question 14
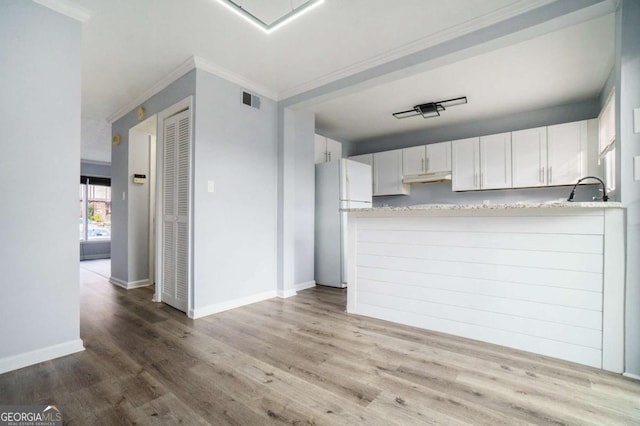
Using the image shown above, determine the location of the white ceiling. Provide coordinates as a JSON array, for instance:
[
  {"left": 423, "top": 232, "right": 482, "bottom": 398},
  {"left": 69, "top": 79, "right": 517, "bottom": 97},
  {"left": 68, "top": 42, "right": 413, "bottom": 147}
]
[{"left": 64, "top": 0, "right": 614, "bottom": 161}]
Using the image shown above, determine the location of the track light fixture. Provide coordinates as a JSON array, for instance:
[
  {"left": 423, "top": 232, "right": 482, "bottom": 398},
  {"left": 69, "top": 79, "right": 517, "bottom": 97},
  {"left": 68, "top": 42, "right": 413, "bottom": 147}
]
[{"left": 393, "top": 96, "right": 468, "bottom": 119}]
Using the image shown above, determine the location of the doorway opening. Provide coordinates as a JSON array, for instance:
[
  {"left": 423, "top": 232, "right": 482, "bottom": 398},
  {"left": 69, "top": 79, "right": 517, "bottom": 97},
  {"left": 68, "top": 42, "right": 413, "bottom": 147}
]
[{"left": 129, "top": 114, "right": 158, "bottom": 289}]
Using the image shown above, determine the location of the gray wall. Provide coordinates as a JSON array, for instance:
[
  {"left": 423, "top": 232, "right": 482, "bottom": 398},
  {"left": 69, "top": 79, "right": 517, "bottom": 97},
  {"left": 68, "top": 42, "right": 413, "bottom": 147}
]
[
  {"left": 616, "top": 0, "right": 640, "bottom": 377},
  {"left": 349, "top": 100, "right": 600, "bottom": 156},
  {"left": 292, "top": 110, "right": 316, "bottom": 286},
  {"left": 111, "top": 70, "right": 196, "bottom": 284},
  {"left": 0, "top": 1, "right": 82, "bottom": 365},
  {"left": 192, "top": 69, "right": 278, "bottom": 309},
  {"left": 127, "top": 130, "right": 151, "bottom": 282}
]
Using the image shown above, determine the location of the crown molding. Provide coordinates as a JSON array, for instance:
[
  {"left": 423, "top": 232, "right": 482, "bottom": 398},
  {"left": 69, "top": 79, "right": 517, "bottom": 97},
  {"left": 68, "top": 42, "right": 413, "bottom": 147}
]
[
  {"left": 193, "top": 56, "right": 278, "bottom": 100},
  {"left": 277, "top": 0, "right": 556, "bottom": 100},
  {"left": 108, "top": 55, "right": 276, "bottom": 123},
  {"left": 107, "top": 57, "right": 196, "bottom": 123},
  {"left": 32, "top": 0, "right": 92, "bottom": 22}
]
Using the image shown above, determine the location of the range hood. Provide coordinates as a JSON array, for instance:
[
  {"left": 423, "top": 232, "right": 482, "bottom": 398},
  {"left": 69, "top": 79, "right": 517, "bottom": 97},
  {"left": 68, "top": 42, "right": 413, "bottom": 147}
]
[{"left": 402, "top": 172, "right": 452, "bottom": 184}]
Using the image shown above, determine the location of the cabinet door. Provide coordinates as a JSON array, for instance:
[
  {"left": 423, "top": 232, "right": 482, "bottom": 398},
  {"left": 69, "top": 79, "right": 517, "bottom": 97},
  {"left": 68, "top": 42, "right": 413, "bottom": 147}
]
[
  {"left": 326, "top": 137, "right": 342, "bottom": 162},
  {"left": 512, "top": 127, "right": 547, "bottom": 188},
  {"left": 547, "top": 121, "right": 587, "bottom": 186},
  {"left": 452, "top": 137, "right": 479, "bottom": 191},
  {"left": 426, "top": 141, "right": 451, "bottom": 173},
  {"left": 314, "top": 134, "right": 327, "bottom": 164},
  {"left": 480, "top": 132, "right": 512, "bottom": 190},
  {"left": 373, "top": 150, "right": 409, "bottom": 196},
  {"left": 402, "top": 145, "right": 426, "bottom": 176}
]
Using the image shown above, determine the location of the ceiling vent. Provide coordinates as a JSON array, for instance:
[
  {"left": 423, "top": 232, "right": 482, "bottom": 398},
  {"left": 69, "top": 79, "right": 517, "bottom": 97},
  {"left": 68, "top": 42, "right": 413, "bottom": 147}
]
[
  {"left": 242, "top": 91, "right": 261, "bottom": 109},
  {"left": 393, "top": 96, "right": 467, "bottom": 119}
]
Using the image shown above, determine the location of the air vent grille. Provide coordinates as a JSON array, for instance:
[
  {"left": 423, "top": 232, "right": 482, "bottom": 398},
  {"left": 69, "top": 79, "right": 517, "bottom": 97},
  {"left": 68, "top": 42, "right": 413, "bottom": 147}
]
[{"left": 242, "top": 91, "right": 261, "bottom": 109}]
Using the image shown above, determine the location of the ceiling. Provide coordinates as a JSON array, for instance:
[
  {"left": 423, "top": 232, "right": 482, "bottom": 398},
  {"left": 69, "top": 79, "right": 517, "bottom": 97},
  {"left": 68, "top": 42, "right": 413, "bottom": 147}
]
[{"left": 65, "top": 0, "right": 615, "bottom": 161}]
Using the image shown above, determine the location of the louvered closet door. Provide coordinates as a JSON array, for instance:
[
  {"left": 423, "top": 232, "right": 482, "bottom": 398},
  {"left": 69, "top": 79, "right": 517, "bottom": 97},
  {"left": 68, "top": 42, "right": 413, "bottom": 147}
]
[{"left": 161, "top": 109, "right": 190, "bottom": 312}]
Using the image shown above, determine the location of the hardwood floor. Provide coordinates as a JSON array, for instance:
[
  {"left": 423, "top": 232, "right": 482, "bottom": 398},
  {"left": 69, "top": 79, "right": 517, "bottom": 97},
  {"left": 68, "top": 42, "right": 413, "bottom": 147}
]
[{"left": 1, "top": 266, "right": 640, "bottom": 425}]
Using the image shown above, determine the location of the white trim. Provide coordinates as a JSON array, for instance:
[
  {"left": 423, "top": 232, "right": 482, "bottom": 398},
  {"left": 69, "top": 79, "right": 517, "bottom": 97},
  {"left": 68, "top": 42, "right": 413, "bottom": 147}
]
[
  {"left": 623, "top": 372, "right": 640, "bottom": 381},
  {"left": 33, "top": 0, "right": 92, "bottom": 22},
  {"left": 0, "top": 339, "right": 84, "bottom": 375},
  {"left": 109, "top": 277, "right": 151, "bottom": 290},
  {"left": 295, "top": 280, "right": 316, "bottom": 292},
  {"left": 277, "top": 288, "right": 297, "bottom": 299},
  {"left": 107, "top": 57, "right": 196, "bottom": 123},
  {"left": 189, "top": 290, "right": 277, "bottom": 319},
  {"left": 193, "top": 56, "right": 277, "bottom": 100},
  {"left": 107, "top": 56, "right": 276, "bottom": 124}
]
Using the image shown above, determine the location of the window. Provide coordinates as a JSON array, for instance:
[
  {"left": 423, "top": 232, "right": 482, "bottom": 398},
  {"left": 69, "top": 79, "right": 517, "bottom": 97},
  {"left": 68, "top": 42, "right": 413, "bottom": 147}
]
[
  {"left": 598, "top": 89, "right": 616, "bottom": 194},
  {"left": 79, "top": 176, "right": 111, "bottom": 241}
]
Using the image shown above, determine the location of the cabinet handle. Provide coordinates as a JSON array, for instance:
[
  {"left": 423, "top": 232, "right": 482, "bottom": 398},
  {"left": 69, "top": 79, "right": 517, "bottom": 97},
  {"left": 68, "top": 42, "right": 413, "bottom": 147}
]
[
  {"left": 328, "top": 152, "right": 331, "bottom": 162},
  {"left": 421, "top": 158, "right": 425, "bottom": 173},
  {"left": 473, "top": 173, "right": 477, "bottom": 188},
  {"left": 548, "top": 166, "right": 552, "bottom": 184}
]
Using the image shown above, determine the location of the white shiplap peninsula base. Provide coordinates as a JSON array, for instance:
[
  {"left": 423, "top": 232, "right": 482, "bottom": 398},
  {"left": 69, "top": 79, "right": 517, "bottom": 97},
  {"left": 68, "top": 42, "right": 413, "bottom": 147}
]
[{"left": 346, "top": 202, "right": 625, "bottom": 372}]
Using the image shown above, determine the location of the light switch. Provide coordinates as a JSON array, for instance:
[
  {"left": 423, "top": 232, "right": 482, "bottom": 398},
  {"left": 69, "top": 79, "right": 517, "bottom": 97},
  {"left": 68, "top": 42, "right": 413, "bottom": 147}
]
[
  {"left": 634, "top": 156, "right": 640, "bottom": 181},
  {"left": 634, "top": 108, "right": 640, "bottom": 133},
  {"left": 122, "top": 191, "right": 126, "bottom": 201},
  {"left": 207, "top": 180, "right": 215, "bottom": 193}
]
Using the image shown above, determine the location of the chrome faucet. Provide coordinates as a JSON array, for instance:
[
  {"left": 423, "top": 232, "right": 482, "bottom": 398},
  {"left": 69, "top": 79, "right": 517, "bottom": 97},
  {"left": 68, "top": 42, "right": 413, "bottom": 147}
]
[{"left": 567, "top": 176, "right": 608, "bottom": 202}]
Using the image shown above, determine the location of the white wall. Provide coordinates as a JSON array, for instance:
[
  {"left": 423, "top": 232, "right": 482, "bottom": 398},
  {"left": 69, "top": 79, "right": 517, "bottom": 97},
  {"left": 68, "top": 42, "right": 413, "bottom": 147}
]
[
  {"left": 192, "top": 69, "right": 278, "bottom": 315},
  {"left": 0, "top": 1, "right": 83, "bottom": 373}
]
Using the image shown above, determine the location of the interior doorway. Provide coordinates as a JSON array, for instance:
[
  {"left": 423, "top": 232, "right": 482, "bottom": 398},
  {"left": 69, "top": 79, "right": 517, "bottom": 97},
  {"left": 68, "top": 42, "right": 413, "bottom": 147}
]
[{"left": 128, "top": 115, "right": 157, "bottom": 288}]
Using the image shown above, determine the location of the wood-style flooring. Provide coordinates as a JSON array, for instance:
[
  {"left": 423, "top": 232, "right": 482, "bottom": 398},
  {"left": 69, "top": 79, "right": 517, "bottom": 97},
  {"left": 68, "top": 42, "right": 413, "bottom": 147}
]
[{"left": 1, "top": 264, "right": 640, "bottom": 425}]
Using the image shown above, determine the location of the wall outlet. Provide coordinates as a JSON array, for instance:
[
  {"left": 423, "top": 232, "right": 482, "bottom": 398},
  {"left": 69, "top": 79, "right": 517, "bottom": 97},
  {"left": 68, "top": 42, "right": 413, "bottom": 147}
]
[
  {"left": 634, "top": 108, "right": 640, "bottom": 134},
  {"left": 207, "top": 180, "right": 215, "bottom": 193}
]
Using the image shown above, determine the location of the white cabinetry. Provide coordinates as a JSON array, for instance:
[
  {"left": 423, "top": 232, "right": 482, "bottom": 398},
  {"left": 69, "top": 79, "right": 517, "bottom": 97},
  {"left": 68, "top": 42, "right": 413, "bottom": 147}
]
[
  {"left": 547, "top": 121, "right": 587, "bottom": 186},
  {"left": 373, "top": 149, "right": 409, "bottom": 196},
  {"left": 512, "top": 127, "right": 548, "bottom": 188},
  {"left": 402, "top": 142, "right": 451, "bottom": 176},
  {"left": 452, "top": 133, "right": 511, "bottom": 191},
  {"left": 452, "top": 137, "right": 479, "bottom": 191},
  {"left": 315, "top": 134, "right": 342, "bottom": 163}
]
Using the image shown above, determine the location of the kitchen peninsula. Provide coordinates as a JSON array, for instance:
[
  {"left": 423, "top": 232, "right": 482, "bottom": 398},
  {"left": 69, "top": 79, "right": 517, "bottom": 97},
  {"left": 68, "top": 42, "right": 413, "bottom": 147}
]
[{"left": 346, "top": 201, "right": 625, "bottom": 372}]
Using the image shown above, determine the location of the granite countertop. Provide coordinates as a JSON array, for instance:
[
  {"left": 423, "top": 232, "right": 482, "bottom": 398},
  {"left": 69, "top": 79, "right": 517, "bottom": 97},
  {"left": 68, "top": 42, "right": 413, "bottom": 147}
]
[{"left": 344, "top": 200, "right": 623, "bottom": 212}]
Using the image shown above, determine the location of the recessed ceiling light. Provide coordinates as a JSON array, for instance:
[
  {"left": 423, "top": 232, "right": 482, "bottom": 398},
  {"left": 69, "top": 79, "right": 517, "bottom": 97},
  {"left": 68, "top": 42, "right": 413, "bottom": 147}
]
[{"left": 215, "top": 0, "right": 325, "bottom": 34}]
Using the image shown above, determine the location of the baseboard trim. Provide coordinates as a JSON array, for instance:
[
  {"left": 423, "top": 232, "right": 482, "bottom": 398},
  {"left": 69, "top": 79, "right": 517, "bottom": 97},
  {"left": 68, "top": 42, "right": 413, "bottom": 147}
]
[
  {"left": 0, "top": 339, "right": 84, "bottom": 375},
  {"left": 109, "top": 277, "right": 151, "bottom": 290},
  {"left": 295, "top": 280, "right": 316, "bottom": 292},
  {"left": 189, "top": 290, "right": 277, "bottom": 319},
  {"left": 623, "top": 372, "right": 640, "bottom": 381},
  {"left": 277, "top": 288, "right": 297, "bottom": 299}
]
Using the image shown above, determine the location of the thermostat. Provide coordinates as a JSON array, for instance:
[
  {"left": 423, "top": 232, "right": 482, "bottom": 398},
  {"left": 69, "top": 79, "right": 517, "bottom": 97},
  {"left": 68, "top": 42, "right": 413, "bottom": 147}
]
[{"left": 133, "top": 174, "right": 147, "bottom": 184}]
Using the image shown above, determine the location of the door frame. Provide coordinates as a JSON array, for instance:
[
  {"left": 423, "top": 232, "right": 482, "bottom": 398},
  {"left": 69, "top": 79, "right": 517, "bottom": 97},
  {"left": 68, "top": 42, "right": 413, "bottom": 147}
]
[{"left": 153, "top": 96, "right": 194, "bottom": 317}]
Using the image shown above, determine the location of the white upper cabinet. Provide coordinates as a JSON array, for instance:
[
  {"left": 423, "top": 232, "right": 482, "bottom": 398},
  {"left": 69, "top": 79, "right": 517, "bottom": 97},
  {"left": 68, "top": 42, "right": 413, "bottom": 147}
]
[
  {"left": 315, "top": 134, "right": 342, "bottom": 163},
  {"left": 480, "top": 132, "right": 512, "bottom": 190},
  {"left": 402, "top": 141, "right": 451, "bottom": 176},
  {"left": 426, "top": 141, "right": 451, "bottom": 174},
  {"left": 373, "top": 149, "right": 409, "bottom": 196},
  {"left": 452, "top": 134, "right": 511, "bottom": 191},
  {"left": 547, "top": 121, "right": 587, "bottom": 186},
  {"left": 452, "top": 137, "right": 480, "bottom": 191},
  {"left": 512, "top": 127, "right": 548, "bottom": 188},
  {"left": 402, "top": 146, "right": 426, "bottom": 176}
]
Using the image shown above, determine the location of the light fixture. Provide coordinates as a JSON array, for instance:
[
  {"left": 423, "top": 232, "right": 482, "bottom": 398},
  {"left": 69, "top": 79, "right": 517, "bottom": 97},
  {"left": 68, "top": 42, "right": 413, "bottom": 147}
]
[
  {"left": 393, "top": 96, "right": 468, "bottom": 119},
  {"left": 215, "top": 0, "right": 324, "bottom": 34}
]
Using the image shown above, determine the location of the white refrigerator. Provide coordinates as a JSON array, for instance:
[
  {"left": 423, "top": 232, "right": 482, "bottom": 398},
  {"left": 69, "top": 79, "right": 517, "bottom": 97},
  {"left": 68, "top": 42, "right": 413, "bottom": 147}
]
[{"left": 315, "top": 159, "right": 372, "bottom": 288}]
